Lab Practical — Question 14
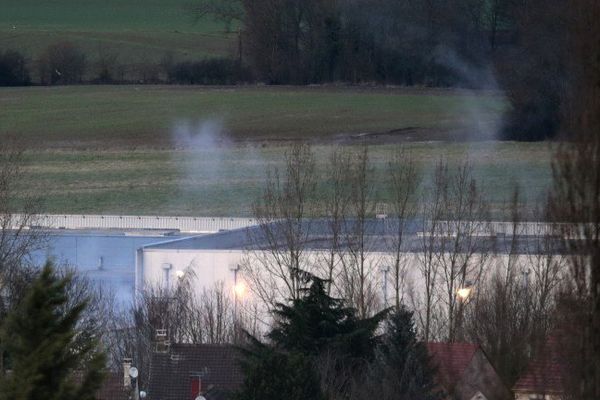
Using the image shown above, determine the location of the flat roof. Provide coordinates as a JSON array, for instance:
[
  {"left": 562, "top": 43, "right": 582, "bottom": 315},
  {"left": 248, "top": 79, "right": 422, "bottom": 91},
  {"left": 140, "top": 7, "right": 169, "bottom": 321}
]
[{"left": 140, "top": 219, "right": 566, "bottom": 254}]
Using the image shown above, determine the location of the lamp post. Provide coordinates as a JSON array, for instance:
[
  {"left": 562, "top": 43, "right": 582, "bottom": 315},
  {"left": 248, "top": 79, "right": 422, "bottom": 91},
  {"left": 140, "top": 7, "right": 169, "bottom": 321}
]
[
  {"left": 380, "top": 265, "right": 390, "bottom": 309},
  {"left": 129, "top": 367, "right": 139, "bottom": 400},
  {"left": 229, "top": 264, "right": 244, "bottom": 339},
  {"left": 455, "top": 281, "right": 473, "bottom": 341}
]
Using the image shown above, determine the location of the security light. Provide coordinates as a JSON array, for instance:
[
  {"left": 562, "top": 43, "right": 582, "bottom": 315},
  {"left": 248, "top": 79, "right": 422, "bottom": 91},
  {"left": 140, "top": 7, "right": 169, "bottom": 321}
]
[{"left": 129, "top": 367, "right": 139, "bottom": 380}]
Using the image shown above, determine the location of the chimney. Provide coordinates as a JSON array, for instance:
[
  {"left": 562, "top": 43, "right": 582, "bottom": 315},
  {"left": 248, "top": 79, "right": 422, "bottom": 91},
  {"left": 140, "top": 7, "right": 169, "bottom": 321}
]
[
  {"left": 155, "top": 328, "right": 170, "bottom": 353},
  {"left": 190, "top": 375, "right": 202, "bottom": 399},
  {"left": 123, "top": 358, "right": 132, "bottom": 388}
]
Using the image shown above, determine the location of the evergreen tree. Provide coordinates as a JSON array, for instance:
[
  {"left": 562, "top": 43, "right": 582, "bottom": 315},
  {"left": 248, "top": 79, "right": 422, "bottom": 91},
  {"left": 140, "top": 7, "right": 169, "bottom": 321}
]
[
  {"left": 237, "top": 276, "right": 386, "bottom": 400},
  {"left": 269, "top": 277, "right": 385, "bottom": 358},
  {"left": 236, "top": 336, "right": 323, "bottom": 400},
  {"left": 369, "top": 306, "right": 442, "bottom": 400},
  {"left": 0, "top": 262, "right": 106, "bottom": 400}
]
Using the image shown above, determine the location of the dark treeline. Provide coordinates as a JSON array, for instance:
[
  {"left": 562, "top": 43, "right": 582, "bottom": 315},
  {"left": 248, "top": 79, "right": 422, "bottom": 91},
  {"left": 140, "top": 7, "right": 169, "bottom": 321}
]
[
  {"left": 238, "top": 0, "right": 570, "bottom": 140},
  {"left": 0, "top": 0, "right": 575, "bottom": 140},
  {"left": 242, "top": 0, "right": 490, "bottom": 86}
]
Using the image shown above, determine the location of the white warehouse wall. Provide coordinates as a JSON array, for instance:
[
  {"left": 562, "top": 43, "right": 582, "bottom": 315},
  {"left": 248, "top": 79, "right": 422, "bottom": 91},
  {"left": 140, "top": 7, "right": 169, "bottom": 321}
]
[
  {"left": 135, "top": 247, "right": 534, "bottom": 310},
  {"left": 136, "top": 248, "right": 244, "bottom": 296}
]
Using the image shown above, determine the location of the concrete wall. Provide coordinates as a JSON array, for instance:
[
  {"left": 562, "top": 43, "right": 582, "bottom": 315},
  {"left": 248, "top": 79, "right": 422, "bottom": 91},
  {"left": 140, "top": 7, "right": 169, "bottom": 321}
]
[
  {"left": 135, "top": 247, "right": 548, "bottom": 308},
  {"left": 12, "top": 214, "right": 256, "bottom": 233},
  {"left": 514, "top": 393, "right": 563, "bottom": 400},
  {"left": 136, "top": 248, "right": 244, "bottom": 296},
  {"left": 455, "top": 349, "right": 512, "bottom": 400}
]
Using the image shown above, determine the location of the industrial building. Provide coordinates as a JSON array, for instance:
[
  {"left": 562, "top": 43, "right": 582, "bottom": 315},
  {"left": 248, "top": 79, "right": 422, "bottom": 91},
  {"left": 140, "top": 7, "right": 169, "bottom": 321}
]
[{"left": 135, "top": 219, "right": 563, "bottom": 308}]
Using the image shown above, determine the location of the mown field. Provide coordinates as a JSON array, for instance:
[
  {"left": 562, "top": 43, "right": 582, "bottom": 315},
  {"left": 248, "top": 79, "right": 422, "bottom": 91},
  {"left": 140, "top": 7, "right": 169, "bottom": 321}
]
[
  {"left": 0, "top": 85, "right": 506, "bottom": 147},
  {"left": 0, "top": 0, "right": 235, "bottom": 79},
  {"left": 0, "top": 85, "right": 552, "bottom": 217},
  {"left": 19, "top": 142, "right": 553, "bottom": 217}
]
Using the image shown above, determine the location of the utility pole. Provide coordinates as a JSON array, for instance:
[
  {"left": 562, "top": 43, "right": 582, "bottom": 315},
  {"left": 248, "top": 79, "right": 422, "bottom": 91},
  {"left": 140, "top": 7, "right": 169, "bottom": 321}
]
[
  {"left": 380, "top": 265, "right": 390, "bottom": 309},
  {"left": 230, "top": 264, "right": 240, "bottom": 340}
]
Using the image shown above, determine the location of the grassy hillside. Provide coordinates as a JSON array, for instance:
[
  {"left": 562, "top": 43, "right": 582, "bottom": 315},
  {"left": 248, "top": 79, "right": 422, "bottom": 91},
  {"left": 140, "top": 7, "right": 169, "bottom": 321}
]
[
  {"left": 19, "top": 142, "right": 553, "bottom": 217},
  {"left": 1, "top": 0, "right": 222, "bottom": 31},
  {"left": 0, "top": 0, "right": 235, "bottom": 79},
  {"left": 1, "top": 85, "right": 549, "bottom": 217},
  {"left": 0, "top": 85, "right": 506, "bottom": 148},
  {"left": 0, "top": 83, "right": 549, "bottom": 217}
]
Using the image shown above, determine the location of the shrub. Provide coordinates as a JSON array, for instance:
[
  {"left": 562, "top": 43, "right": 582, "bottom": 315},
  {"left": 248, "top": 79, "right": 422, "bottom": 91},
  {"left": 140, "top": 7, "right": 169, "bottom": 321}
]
[
  {"left": 168, "top": 58, "right": 251, "bottom": 84},
  {"left": 0, "top": 50, "right": 30, "bottom": 86},
  {"left": 38, "top": 42, "right": 86, "bottom": 85}
]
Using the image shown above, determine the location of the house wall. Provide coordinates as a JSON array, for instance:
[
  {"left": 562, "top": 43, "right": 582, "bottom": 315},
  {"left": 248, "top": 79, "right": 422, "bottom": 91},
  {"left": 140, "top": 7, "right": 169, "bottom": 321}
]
[
  {"left": 514, "top": 392, "right": 563, "bottom": 400},
  {"left": 135, "top": 248, "right": 551, "bottom": 308},
  {"left": 455, "top": 350, "right": 513, "bottom": 400},
  {"left": 136, "top": 248, "right": 245, "bottom": 296}
]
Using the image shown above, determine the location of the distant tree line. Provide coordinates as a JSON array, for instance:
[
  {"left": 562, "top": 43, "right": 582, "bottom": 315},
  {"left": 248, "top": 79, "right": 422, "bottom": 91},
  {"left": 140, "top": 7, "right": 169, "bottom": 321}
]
[
  {"left": 0, "top": 0, "right": 583, "bottom": 140},
  {"left": 229, "top": 0, "right": 571, "bottom": 140},
  {"left": 0, "top": 43, "right": 250, "bottom": 87}
]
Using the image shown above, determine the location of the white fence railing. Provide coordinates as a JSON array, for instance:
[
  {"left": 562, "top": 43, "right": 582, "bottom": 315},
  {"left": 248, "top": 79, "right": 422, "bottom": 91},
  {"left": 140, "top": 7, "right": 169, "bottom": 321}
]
[
  {"left": 9, "top": 214, "right": 257, "bottom": 233},
  {"left": 7, "top": 214, "right": 577, "bottom": 237}
]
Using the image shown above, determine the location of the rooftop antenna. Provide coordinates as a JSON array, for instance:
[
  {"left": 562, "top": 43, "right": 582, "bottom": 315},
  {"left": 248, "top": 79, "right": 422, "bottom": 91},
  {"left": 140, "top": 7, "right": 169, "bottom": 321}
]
[
  {"left": 376, "top": 203, "right": 389, "bottom": 232},
  {"left": 155, "top": 328, "right": 170, "bottom": 353}
]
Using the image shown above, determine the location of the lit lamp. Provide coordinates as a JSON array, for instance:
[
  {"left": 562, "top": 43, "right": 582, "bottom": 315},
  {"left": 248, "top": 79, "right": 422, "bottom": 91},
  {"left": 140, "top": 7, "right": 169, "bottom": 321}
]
[
  {"left": 233, "top": 281, "right": 246, "bottom": 298},
  {"left": 229, "top": 264, "right": 244, "bottom": 338},
  {"left": 457, "top": 284, "right": 473, "bottom": 301}
]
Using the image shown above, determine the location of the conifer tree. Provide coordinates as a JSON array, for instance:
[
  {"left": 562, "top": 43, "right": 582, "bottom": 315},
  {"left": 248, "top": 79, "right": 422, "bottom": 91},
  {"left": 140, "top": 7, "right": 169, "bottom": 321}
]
[
  {"left": 0, "top": 262, "right": 106, "bottom": 400},
  {"left": 369, "top": 306, "right": 442, "bottom": 400},
  {"left": 236, "top": 336, "right": 323, "bottom": 400},
  {"left": 237, "top": 276, "right": 386, "bottom": 400},
  {"left": 269, "top": 276, "right": 385, "bottom": 358}
]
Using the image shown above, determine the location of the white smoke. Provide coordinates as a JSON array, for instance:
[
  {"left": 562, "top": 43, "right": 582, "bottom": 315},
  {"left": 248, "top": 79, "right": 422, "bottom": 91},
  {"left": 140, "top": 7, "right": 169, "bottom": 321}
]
[
  {"left": 433, "top": 46, "right": 507, "bottom": 141},
  {"left": 172, "top": 119, "right": 229, "bottom": 150},
  {"left": 170, "top": 119, "right": 231, "bottom": 210}
]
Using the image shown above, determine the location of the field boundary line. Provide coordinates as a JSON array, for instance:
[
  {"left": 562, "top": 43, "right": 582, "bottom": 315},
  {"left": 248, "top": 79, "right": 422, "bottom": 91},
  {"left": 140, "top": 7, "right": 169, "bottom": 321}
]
[{"left": 10, "top": 214, "right": 256, "bottom": 233}]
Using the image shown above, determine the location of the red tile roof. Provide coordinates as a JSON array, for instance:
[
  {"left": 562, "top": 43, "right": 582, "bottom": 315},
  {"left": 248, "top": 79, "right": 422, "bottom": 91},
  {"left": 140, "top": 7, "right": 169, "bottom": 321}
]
[
  {"left": 427, "top": 342, "right": 479, "bottom": 391},
  {"left": 148, "top": 344, "right": 244, "bottom": 400},
  {"left": 71, "top": 371, "right": 129, "bottom": 400},
  {"left": 96, "top": 373, "right": 130, "bottom": 400},
  {"left": 513, "top": 337, "right": 564, "bottom": 394}
]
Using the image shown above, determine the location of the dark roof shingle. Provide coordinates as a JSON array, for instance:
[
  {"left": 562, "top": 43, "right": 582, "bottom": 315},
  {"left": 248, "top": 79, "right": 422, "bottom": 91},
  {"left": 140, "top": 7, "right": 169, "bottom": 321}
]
[
  {"left": 427, "top": 342, "right": 479, "bottom": 391},
  {"left": 513, "top": 337, "right": 564, "bottom": 394},
  {"left": 148, "top": 344, "right": 244, "bottom": 400}
]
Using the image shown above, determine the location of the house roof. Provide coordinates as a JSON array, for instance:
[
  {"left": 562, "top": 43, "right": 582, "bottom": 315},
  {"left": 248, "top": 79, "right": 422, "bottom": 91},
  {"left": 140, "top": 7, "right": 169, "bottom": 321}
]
[
  {"left": 513, "top": 337, "right": 564, "bottom": 394},
  {"left": 71, "top": 371, "right": 129, "bottom": 400},
  {"left": 140, "top": 219, "right": 560, "bottom": 255},
  {"left": 148, "top": 344, "right": 244, "bottom": 400},
  {"left": 96, "top": 372, "right": 130, "bottom": 400},
  {"left": 427, "top": 342, "right": 479, "bottom": 392}
]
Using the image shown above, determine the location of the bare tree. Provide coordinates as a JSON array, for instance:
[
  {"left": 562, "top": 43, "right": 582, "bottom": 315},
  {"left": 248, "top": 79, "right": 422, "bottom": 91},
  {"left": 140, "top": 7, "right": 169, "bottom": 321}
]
[
  {"left": 186, "top": 0, "right": 244, "bottom": 32},
  {"left": 463, "top": 188, "right": 561, "bottom": 385},
  {"left": 0, "top": 140, "right": 45, "bottom": 316},
  {"left": 435, "top": 160, "right": 492, "bottom": 342},
  {"left": 245, "top": 143, "right": 317, "bottom": 307},
  {"left": 386, "top": 146, "right": 421, "bottom": 309},
  {"left": 317, "top": 147, "right": 352, "bottom": 295},
  {"left": 415, "top": 159, "right": 492, "bottom": 341},
  {"left": 549, "top": 1, "right": 600, "bottom": 395},
  {"left": 336, "top": 145, "right": 381, "bottom": 318},
  {"left": 38, "top": 42, "right": 86, "bottom": 85},
  {"left": 105, "top": 275, "right": 239, "bottom": 387},
  {"left": 414, "top": 160, "right": 446, "bottom": 341}
]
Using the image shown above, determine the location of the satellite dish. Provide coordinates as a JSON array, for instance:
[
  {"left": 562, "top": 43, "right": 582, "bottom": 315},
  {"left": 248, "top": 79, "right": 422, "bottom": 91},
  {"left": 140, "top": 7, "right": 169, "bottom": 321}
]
[
  {"left": 139, "top": 391, "right": 147, "bottom": 398},
  {"left": 129, "top": 367, "right": 139, "bottom": 379}
]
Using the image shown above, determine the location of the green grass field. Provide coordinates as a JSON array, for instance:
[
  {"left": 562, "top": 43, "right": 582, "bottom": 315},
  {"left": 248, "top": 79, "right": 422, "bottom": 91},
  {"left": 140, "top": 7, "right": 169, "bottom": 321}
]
[
  {"left": 19, "top": 142, "right": 553, "bottom": 217},
  {"left": 0, "top": 85, "right": 506, "bottom": 147},
  {"left": 0, "top": 84, "right": 551, "bottom": 217},
  {"left": 0, "top": 1, "right": 555, "bottom": 217},
  {"left": 0, "top": 0, "right": 235, "bottom": 79}
]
